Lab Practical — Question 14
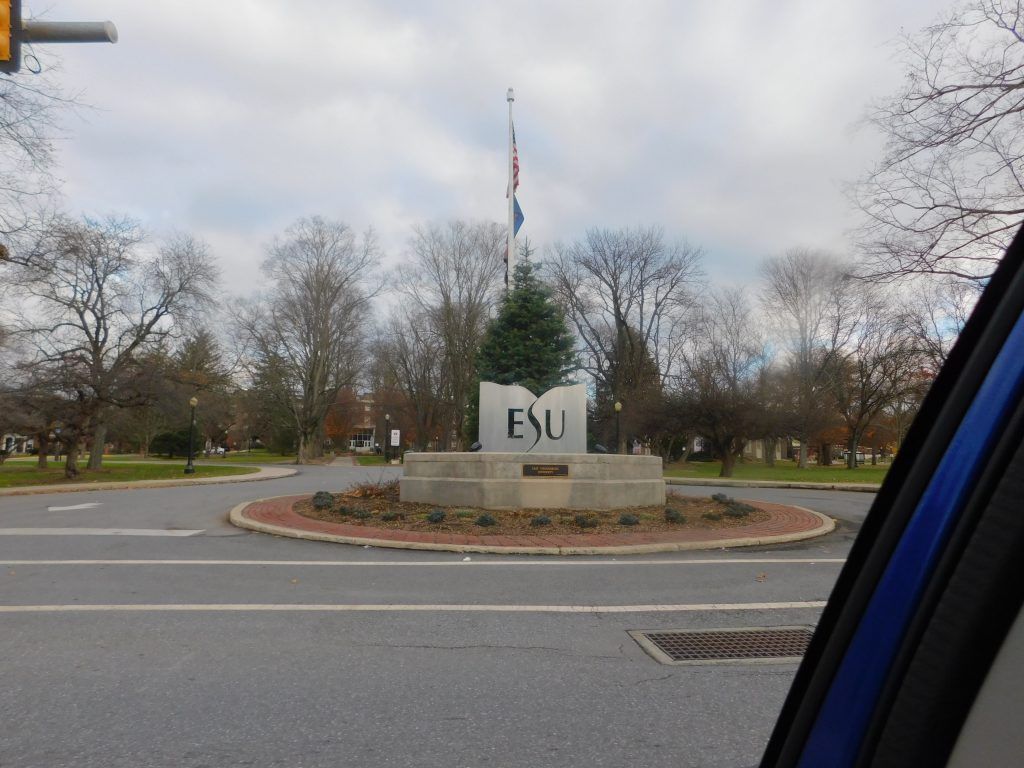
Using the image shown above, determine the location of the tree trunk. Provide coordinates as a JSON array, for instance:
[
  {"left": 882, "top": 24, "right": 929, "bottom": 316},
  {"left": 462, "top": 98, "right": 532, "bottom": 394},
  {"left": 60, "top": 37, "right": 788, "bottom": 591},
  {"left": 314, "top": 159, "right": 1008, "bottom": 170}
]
[
  {"left": 36, "top": 432, "right": 49, "bottom": 469},
  {"left": 871, "top": 445, "right": 877, "bottom": 465},
  {"left": 720, "top": 449, "right": 736, "bottom": 477},
  {"left": 847, "top": 433, "right": 858, "bottom": 469},
  {"left": 798, "top": 438, "right": 808, "bottom": 469},
  {"left": 763, "top": 437, "right": 776, "bottom": 467},
  {"left": 821, "top": 443, "right": 833, "bottom": 466},
  {"left": 64, "top": 440, "right": 81, "bottom": 479},
  {"left": 88, "top": 422, "right": 107, "bottom": 470}
]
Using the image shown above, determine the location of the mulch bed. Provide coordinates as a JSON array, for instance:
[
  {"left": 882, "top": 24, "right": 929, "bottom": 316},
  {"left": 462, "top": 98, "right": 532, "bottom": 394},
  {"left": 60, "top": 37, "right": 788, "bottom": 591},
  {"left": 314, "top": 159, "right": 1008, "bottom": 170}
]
[{"left": 295, "top": 479, "right": 769, "bottom": 535}]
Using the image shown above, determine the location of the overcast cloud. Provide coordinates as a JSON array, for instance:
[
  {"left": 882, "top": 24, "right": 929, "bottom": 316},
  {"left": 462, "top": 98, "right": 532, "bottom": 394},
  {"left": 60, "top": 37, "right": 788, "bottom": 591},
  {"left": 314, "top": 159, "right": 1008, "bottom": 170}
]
[{"left": 41, "top": 0, "right": 940, "bottom": 294}]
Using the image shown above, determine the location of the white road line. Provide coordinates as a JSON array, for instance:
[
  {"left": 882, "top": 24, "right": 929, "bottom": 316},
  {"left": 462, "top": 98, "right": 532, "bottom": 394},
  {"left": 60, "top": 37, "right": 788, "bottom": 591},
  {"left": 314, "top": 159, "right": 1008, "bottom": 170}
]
[
  {"left": 0, "top": 558, "right": 846, "bottom": 566},
  {"left": 0, "top": 601, "right": 828, "bottom": 613},
  {"left": 0, "top": 529, "right": 203, "bottom": 537},
  {"left": 45, "top": 503, "right": 103, "bottom": 512}
]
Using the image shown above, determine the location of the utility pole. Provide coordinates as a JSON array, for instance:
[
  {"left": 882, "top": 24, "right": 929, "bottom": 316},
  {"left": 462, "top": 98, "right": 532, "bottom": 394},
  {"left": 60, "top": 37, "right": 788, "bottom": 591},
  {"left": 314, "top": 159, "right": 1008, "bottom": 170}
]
[{"left": 2, "top": 2, "right": 118, "bottom": 75}]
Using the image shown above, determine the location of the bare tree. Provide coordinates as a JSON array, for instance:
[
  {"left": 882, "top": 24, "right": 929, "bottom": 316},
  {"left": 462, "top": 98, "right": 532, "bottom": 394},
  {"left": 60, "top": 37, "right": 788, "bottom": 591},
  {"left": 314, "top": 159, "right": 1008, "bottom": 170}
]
[
  {"left": 754, "top": 363, "right": 789, "bottom": 467},
  {"left": 372, "top": 308, "right": 445, "bottom": 451},
  {"left": 855, "top": 0, "right": 1024, "bottom": 283},
  {"left": 760, "top": 248, "right": 853, "bottom": 467},
  {"left": 549, "top": 226, "right": 703, "bottom": 422},
  {"left": 826, "top": 286, "right": 920, "bottom": 468},
  {"left": 7, "top": 217, "right": 217, "bottom": 477},
  {"left": 675, "top": 288, "right": 768, "bottom": 478},
  {"left": 0, "top": 65, "right": 79, "bottom": 242},
  {"left": 899, "top": 275, "right": 978, "bottom": 375},
  {"left": 238, "top": 216, "right": 378, "bottom": 463},
  {"left": 395, "top": 220, "right": 505, "bottom": 449}
]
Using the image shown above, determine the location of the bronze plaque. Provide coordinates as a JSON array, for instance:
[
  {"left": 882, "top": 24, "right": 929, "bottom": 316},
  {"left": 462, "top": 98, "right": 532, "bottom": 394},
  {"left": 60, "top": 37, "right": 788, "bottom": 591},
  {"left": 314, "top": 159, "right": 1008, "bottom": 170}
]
[{"left": 522, "top": 463, "right": 569, "bottom": 478}]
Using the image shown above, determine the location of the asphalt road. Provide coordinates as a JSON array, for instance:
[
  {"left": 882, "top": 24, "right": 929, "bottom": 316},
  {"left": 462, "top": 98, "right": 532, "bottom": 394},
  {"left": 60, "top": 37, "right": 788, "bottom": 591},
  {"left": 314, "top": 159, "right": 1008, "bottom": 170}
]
[{"left": 0, "top": 465, "right": 875, "bottom": 768}]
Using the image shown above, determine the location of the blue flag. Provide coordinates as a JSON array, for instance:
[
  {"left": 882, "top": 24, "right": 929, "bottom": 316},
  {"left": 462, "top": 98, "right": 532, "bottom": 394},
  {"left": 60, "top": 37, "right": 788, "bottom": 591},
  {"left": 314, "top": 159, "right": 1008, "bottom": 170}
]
[{"left": 514, "top": 195, "right": 524, "bottom": 236}]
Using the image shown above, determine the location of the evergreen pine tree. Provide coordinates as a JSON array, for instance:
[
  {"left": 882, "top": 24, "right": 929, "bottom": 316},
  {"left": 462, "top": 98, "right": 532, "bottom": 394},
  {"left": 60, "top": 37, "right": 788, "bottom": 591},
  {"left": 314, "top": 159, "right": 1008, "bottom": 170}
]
[{"left": 465, "top": 257, "right": 577, "bottom": 441}]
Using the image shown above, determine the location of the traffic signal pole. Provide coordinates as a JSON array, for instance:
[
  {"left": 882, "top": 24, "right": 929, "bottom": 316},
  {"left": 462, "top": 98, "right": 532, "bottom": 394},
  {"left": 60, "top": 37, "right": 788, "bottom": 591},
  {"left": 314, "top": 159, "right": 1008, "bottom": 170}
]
[
  {"left": 20, "top": 20, "right": 117, "bottom": 45},
  {"left": 1, "top": 1, "right": 117, "bottom": 74}
]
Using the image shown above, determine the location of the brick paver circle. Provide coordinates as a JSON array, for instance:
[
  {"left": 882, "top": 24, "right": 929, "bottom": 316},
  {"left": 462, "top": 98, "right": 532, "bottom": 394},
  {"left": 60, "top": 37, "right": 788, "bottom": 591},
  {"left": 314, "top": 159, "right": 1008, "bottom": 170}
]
[{"left": 232, "top": 495, "right": 835, "bottom": 555}]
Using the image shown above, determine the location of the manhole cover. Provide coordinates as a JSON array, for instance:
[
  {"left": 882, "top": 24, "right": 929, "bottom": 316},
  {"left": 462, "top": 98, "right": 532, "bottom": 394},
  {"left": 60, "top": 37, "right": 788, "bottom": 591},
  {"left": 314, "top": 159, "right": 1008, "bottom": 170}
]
[{"left": 629, "top": 626, "right": 814, "bottom": 665}]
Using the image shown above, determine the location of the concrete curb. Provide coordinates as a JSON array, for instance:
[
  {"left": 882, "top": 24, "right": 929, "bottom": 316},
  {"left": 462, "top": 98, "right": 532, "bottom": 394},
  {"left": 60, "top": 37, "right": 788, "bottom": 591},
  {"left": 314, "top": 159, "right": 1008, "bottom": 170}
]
[
  {"left": 666, "top": 477, "right": 881, "bottom": 493},
  {"left": 229, "top": 495, "right": 836, "bottom": 556},
  {"left": 0, "top": 465, "right": 299, "bottom": 497}
]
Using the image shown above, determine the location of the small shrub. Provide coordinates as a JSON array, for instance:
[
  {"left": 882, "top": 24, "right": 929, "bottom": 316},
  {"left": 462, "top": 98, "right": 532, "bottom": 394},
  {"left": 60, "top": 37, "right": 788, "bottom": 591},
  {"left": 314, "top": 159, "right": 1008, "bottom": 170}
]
[
  {"left": 335, "top": 506, "right": 353, "bottom": 516},
  {"left": 426, "top": 509, "right": 446, "bottom": 524},
  {"left": 456, "top": 509, "right": 475, "bottom": 519},
  {"left": 475, "top": 513, "right": 498, "bottom": 527},
  {"left": 312, "top": 491, "right": 334, "bottom": 510},
  {"left": 710, "top": 492, "right": 730, "bottom": 503},
  {"left": 618, "top": 513, "right": 640, "bottom": 526},
  {"left": 574, "top": 514, "right": 598, "bottom": 529},
  {"left": 380, "top": 511, "right": 403, "bottom": 522},
  {"left": 354, "top": 509, "right": 373, "bottom": 520},
  {"left": 345, "top": 478, "right": 400, "bottom": 500},
  {"left": 665, "top": 508, "right": 685, "bottom": 524},
  {"left": 687, "top": 450, "right": 715, "bottom": 462},
  {"left": 724, "top": 501, "right": 754, "bottom": 518},
  {"left": 530, "top": 515, "right": 552, "bottom": 527},
  {"left": 702, "top": 512, "right": 723, "bottom": 521}
]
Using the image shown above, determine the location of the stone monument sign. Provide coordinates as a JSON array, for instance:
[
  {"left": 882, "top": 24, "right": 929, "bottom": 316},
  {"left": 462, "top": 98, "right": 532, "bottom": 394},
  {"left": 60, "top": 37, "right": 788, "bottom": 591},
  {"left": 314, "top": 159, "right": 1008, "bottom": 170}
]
[
  {"left": 478, "top": 382, "right": 586, "bottom": 454},
  {"left": 399, "top": 380, "right": 664, "bottom": 510}
]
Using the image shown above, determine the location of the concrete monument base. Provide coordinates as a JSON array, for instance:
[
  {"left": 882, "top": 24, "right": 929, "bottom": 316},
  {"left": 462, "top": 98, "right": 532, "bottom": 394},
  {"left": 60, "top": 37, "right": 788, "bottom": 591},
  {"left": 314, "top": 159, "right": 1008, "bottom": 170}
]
[{"left": 400, "top": 452, "right": 665, "bottom": 511}]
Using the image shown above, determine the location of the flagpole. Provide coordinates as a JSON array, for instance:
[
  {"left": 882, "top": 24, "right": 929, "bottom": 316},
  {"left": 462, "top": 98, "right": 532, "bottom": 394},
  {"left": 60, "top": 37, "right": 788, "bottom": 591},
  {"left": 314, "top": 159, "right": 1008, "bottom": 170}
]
[{"left": 506, "top": 87, "right": 516, "bottom": 289}]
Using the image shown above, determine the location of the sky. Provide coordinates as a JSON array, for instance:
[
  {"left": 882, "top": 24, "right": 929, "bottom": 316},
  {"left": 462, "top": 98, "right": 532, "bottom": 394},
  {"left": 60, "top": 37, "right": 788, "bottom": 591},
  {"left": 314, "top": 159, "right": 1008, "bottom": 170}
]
[{"left": 37, "top": 0, "right": 942, "bottom": 296}]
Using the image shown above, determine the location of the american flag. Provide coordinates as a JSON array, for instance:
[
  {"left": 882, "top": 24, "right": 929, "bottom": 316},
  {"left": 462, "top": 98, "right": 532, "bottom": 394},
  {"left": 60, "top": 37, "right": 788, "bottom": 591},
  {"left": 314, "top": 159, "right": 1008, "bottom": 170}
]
[
  {"left": 512, "top": 126, "right": 520, "bottom": 192},
  {"left": 508, "top": 124, "right": 520, "bottom": 197}
]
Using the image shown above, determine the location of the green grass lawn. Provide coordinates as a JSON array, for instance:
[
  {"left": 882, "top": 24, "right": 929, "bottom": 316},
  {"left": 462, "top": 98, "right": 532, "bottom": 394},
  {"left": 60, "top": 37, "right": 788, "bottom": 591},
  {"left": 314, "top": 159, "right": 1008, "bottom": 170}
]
[
  {"left": 355, "top": 455, "right": 390, "bottom": 465},
  {"left": 0, "top": 462, "right": 256, "bottom": 488},
  {"left": 135, "top": 449, "right": 297, "bottom": 464},
  {"left": 185, "top": 450, "right": 296, "bottom": 464},
  {"left": 7, "top": 449, "right": 298, "bottom": 465},
  {"left": 664, "top": 460, "right": 890, "bottom": 484}
]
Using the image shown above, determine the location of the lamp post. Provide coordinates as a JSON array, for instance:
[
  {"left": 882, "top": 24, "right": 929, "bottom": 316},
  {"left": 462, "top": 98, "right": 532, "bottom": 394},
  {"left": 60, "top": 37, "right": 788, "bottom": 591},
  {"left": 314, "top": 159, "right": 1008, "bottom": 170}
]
[
  {"left": 614, "top": 401, "right": 622, "bottom": 454},
  {"left": 384, "top": 413, "right": 390, "bottom": 463},
  {"left": 54, "top": 427, "right": 62, "bottom": 461},
  {"left": 185, "top": 396, "right": 198, "bottom": 475}
]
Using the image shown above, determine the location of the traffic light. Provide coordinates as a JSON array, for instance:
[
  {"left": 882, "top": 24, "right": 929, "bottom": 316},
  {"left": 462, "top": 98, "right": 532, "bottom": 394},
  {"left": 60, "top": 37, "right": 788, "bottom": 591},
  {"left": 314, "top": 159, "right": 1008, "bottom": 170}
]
[{"left": 0, "top": 0, "right": 20, "bottom": 74}]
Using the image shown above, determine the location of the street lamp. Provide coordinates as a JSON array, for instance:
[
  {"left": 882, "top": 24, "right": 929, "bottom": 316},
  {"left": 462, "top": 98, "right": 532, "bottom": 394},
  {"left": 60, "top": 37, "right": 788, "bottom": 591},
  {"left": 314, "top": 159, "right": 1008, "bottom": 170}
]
[
  {"left": 614, "top": 401, "right": 622, "bottom": 454},
  {"left": 185, "top": 396, "right": 198, "bottom": 475},
  {"left": 54, "top": 427, "right": 62, "bottom": 461},
  {"left": 384, "top": 413, "right": 390, "bottom": 463}
]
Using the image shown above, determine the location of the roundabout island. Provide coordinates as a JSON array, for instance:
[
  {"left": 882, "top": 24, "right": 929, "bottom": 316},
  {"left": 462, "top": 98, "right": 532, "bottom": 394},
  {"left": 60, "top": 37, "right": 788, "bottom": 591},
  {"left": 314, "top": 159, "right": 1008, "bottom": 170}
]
[
  {"left": 230, "top": 484, "right": 834, "bottom": 556},
  {"left": 231, "top": 382, "right": 835, "bottom": 554}
]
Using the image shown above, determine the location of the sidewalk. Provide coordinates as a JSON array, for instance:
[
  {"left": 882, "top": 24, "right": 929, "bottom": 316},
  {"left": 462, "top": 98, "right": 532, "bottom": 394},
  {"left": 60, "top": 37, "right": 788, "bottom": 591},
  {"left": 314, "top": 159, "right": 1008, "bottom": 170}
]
[
  {"left": 0, "top": 464, "right": 298, "bottom": 497},
  {"left": 231, "top": 494, "right": 835, "bottom": 555}
]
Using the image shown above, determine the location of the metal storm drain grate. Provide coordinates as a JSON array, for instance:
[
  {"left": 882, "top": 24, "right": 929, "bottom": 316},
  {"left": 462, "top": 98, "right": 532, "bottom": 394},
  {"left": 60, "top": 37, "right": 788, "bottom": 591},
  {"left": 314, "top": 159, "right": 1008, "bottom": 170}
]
[{"left": 629, "top": 626, "right": 814, "bottom": 665}]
